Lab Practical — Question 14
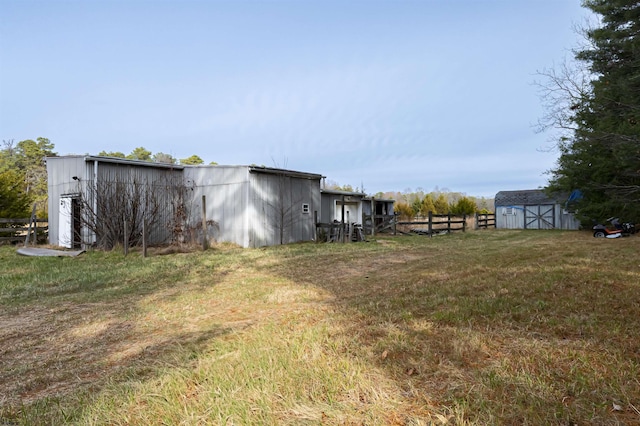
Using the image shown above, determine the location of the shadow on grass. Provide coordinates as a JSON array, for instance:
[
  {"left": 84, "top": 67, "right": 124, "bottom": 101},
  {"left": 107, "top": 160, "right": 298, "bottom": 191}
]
[
  {"left": 0, "top": 247, "right": 238, "bottom": 424},
  {"left": 264, "top": 232, "right": 640, "bottom": 424},
  {"left": 2, "top": 232, "right": 640, "bottom": 425}
]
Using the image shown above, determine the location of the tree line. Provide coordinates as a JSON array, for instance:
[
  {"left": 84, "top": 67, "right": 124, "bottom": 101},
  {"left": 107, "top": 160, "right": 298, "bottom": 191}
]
[
  {"left": 97, "top": 147, "right": 217, "bottom": 166},
  {"left": 325, "top": 181, "right": 493, "bottom": 219},
  {"left": 0, "top": 141, "right": 217, "bottom": 218},
  {"left": 386, "top": 190, "right": 492, "bottom": 219},
  {"left": 539, "top": 0, "right": 640, "bottom": 223},
  {"left": 2, "top": 140, "right": 492, "bottom": 221},
  {"left": 0, "top": 138, "right": 55, "bottom": 218}
]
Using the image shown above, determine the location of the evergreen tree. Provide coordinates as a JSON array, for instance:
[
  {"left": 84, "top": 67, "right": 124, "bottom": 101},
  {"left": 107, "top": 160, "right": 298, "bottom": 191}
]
[
  {"left": 0, "top": 138, "right": 55, "bottom": 217},
  {"left": 394, "top": 201, "right": 414, "bottom": 220},
  {"left": 450, "top": 196, "right": 477, "bottom": 215},
  {"left": 420, "top": 194, "right": 436, "bottom": 216},
  {"left": 98, "top": 150, "right": 126, "bottom": 158},
  {"left": 433, "top": 193, "right": 449, "bottom": 214},
  {"left": 547, "top": 0, "right": 640, "bottom": 222},
  {"left": 153, "top": 152, "right": 177, "bottom": 164},
  {"left": 126, "top": 147, "right": 153, "bottom": 162},
  {"left": 0, "top": 170, "right": 31, "bottom": 217},
  {"left": 179, "top": 155, "right": 204, "bottom": 165},
  {"left": 411, "top": 195, "right": 422, "bottom": 216}
]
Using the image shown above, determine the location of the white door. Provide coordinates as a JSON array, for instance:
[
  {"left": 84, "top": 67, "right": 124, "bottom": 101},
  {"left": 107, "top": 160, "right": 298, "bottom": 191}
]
[{"left": 59, "top": 197, "right": 72, "bottom": 248}]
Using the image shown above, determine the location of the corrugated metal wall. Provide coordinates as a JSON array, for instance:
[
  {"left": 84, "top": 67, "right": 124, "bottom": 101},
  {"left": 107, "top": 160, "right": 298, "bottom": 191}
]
[
  {"left": 46, "top": 156, "right": 90, "bottom": 246},
  {"left": 47, "top": 156, "right": 184, "bottom": 247},
  {"left": 249, "top": 171, "right": 320, "bottom": 247},
  {"left": 48, "top": 159, "right": 324, "bottom": 249},
  {"left": 184, "top": 166, "right": 250, "bottom": 247},
  {"left": 95, "top": 162, "right": 184, "bottom": 245}
]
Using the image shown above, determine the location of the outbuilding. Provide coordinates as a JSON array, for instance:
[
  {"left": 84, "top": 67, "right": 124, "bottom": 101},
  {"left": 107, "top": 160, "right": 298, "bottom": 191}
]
[
  {"left": 46, "top": 156, "right": 323, "bottom": 248},
  {"left": 494, "top": 189, "right": 580, "bottom": 230}
]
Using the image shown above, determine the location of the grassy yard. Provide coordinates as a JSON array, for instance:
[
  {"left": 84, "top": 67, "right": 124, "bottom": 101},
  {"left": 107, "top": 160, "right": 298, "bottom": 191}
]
[{"left": 1, "top": 230, "right": 639, "bottom": 425}]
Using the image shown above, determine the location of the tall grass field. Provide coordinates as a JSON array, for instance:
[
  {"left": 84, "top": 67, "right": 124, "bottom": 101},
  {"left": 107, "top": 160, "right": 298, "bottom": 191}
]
[{"left": 1, "top": 230, "right": 639, "bottom": 425}]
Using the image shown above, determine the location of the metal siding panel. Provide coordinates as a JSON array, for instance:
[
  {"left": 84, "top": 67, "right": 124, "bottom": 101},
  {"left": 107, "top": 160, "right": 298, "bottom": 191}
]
[
  {"left": 46, "top": 157, "right": 87, "bottom": 246},
  {"left": 247, "top": 172, "right": 320, "bottom": 247},
  {"left": 290, "top": 178, "right": 316, "bottom": 243},
  {"left": 92, "top": 162, "right": 183, "bottom": 245},
  {"left": 320, "top": 194, "right": 333, "bottom": 223},
  {"left": 184, "top": 166, "right": 250, "bottom": 247},
  {"left": 250, "top": 172, "right": 278, "bottom": 247}
]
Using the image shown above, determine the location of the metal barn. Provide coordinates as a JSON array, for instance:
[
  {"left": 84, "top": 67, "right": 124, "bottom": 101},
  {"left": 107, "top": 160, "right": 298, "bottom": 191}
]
[
  {"left": 494, "top": 189, "right": 580, "bottom": 230},
  {"left": 46, "top": 156, "right": 323, "bottom": 248}
]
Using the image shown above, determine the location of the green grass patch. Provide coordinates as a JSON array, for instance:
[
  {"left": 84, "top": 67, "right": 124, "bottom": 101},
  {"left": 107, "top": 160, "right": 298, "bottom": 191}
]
[{"left": 1, "top": 230, "right": 639, "bottom": 425}]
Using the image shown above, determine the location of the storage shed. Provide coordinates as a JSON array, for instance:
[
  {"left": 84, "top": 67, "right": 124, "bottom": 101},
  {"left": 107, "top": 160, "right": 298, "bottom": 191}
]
[
  {"left": 46, "top": 156, "right": 323, "bottom": 248},
  {"left": 494, "top": 189, "right": 580, "bottom": 230}
]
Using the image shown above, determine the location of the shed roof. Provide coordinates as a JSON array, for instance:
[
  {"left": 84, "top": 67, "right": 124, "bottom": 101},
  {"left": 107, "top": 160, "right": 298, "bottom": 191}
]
[
  {"left": 249, "top": 165, "right": 324, "bottom": 180},
  {"left": 321, "top": 189, "right": 395, "bottom": 202},
  {"left": 321, "top": 188, "right": 367, "bottom": 197},
  {"left": 495, "top": 189, "right": 564, "bottom": 206},
  {"left": 46, "top": 155, "right": 186, "bottom": 170}
]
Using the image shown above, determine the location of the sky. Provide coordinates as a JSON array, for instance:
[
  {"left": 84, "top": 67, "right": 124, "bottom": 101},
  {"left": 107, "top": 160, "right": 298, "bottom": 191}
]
[{"left": 0, "top": 0, "right": 590, "bottom": 198}]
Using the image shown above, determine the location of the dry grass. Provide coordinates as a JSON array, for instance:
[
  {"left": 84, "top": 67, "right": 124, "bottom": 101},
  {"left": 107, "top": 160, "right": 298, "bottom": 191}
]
[{"left": 1, "top": 230, "right": 639, "bottom": 425}]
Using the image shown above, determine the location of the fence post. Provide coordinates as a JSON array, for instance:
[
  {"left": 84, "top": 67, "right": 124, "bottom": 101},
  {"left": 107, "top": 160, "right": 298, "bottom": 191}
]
[
  {"left": 24, "top": 204, "right": 37, "bottom": 247},
  {"left": 313, "top": 210, "right": 318, "bottom": 242},
  {"left": 463, "top": 214, "right": 467, "bottom": 232},
  {"left": 447, "top": 212, "right": 452, "bottom": 233},
  {"left": 341, "top": 195, "right": 345, "bottom": 243},
  {"left": 428, "top": 211, "right": 433, "bottom": 237},
  {"left": 370, "top": 198, "right": 375, "bottom": 236},
  {"left": 123, "top": 219, "right": 128, "bottom": 257},
  {"left": 202, "top": 195, "right": 208, "bottom": 250},
  {"left": 393, "top": 212, "right": 398, "bottom": 235},
  {"left": 142, "top": 219, "right": 147, "bottom": 258}
]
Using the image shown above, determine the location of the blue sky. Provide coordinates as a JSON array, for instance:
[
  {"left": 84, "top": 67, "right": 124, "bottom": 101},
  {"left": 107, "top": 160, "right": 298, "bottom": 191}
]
[{"left": 1, "top": 0, "right": 588, "bottom": 197}]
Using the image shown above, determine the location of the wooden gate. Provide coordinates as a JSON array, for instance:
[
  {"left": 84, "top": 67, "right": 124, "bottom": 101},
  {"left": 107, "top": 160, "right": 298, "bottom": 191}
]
[{"left": 524, "top": 205, "right": 555, "bottom": 229}]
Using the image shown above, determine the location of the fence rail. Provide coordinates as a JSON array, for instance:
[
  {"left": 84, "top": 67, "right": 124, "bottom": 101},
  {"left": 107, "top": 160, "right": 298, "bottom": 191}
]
[
  {"left": 475, "top": 212, "right": 496, "bottom": 229},
  {"left": 0, "top": 218, "right": 48, "bottom": 244},
  {"left": 396, "top": 212, "right": 467, "bottom": 236}
]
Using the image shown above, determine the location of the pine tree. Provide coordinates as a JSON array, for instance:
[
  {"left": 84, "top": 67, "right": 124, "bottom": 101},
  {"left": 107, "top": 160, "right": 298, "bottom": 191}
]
[
  {"left": 548, "top": 0, "right": 640, "bottom": 222},
  {"left": 420, "top": 194, "right": 436, "bottom": 216},
  {"left": 450, "top": 196, "right": 477, "bottom": 215},
  {"left": 433, "top": 193, "right": 449, "bottom": 215},
  {"left": 0, "top": 138, "right": 56, "bottom": 217},
  {"left": 180, "top": 155, "right": 205, "bottom": 165}
]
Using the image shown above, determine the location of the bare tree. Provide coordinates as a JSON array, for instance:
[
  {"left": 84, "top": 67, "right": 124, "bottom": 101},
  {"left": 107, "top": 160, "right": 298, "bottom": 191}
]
[
  {"left": 534, "top": 59, "right": 593, "bottom": 150},
  {"left": 271, "top": 173, "right": 299, "bottom": 245},
  {"left": 267, "top": 159, "right": 307, "bottom": 245},
  {"left": 76, "top": 173, "right": 191, "bottom": 250}
]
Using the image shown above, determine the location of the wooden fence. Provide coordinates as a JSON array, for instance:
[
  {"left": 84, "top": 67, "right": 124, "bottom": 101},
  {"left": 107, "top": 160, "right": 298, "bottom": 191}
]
[
  {"left": 475, "top": 212, "right": 496, "bottom": 229},
  {"left": 396, "top": 212, "right": 467, "bottom": 236},
  {"left": 0, "top": 218, "right": 48, "bottom": 244},
  {"left": 315, "top": 211, "right": 496, "bottom": 242}
]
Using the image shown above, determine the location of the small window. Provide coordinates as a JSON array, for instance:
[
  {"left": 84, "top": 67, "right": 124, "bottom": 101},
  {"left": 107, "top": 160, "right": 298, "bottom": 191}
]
[
  {"left": 503, "top": 207, "right": 515, "bottom": 215},
  {"left": 302, "top": 203, "right": 310, "bottom": 214}
]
